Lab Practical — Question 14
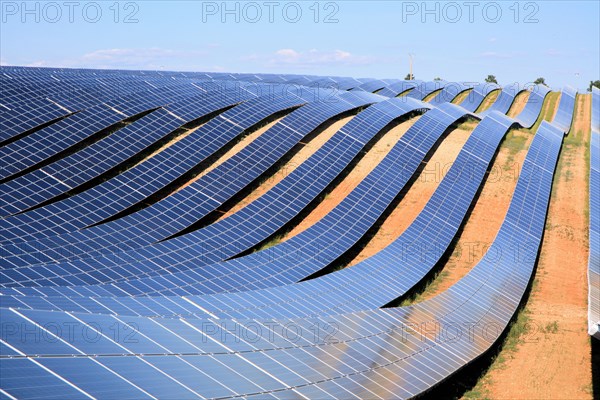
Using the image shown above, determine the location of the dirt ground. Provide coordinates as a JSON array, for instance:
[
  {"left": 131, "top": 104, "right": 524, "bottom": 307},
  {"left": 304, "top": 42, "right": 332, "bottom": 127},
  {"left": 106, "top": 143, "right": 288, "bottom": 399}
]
[
  {"left": 507, "top": 90, "right": 531, "bottom": 118},
  {"left": 475, "top": 94, "right": 593, "bottom": 400}
]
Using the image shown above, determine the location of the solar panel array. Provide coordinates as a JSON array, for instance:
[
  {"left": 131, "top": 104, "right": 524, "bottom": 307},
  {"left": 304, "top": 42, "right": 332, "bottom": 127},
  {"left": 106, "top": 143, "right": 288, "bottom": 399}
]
[
  {"left": 589, "top": 87, "right": 600, "bottom": 339},
  {"left": 459, "top": 82, "right": 500, "bottom": 112},
  {"left": 1, "top": 91, "right": 382, "bottom": 269},
  {"left": 0, "top": 91, "right": 248, "bottom": 215},
  {"left": 1, "top": 88, "right": 318, "bottom": 243},
  {"left": 553, "top": 86, "right": 577, "bottom": 134},
  {"left": 1, "top": 67, "right": 586, "bottom": 398}
]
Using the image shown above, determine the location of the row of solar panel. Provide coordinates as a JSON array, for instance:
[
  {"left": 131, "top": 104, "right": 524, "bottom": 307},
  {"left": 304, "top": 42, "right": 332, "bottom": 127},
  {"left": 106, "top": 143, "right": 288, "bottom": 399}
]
[
  {"left": 0, "top": 81, "right": 537, "bottom": 271},
  {"left": 0, "top": 91, "right": 382, "bottom": 269},
  {"left": 0, "top": 88, "right": 320, "bottom": 243},
  {"left": 589, "top": 87, "right": 600, "bottom": 339},
  {"left": 0, "top": 75, "right": 218, "bottom": 144},
  {"left": 0, "top": 86, "right": 552, "bottom": 296},
  {"left": 0, "top": 88, "right": 574, "bottom": 329},
  {"left": 0, "top": 87, "right": 575, "bottom": 323},
  {"left": 0, "top": 81, "right": 213, "bottom": 180},
  {"left": 0, "top": 64, "right": 523, "bottom": 148},
  {"left": 0, "top": 98, "right": 566, "bottom": 399},
  {"left": 1, "top": 83, "right": 315, "bottom": 216}
]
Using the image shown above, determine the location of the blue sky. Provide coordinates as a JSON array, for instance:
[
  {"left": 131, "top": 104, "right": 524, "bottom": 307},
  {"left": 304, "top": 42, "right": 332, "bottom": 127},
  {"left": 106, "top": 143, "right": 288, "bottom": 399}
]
[{"left": 1, "top": 1, "right": 598, "bottom": 90}]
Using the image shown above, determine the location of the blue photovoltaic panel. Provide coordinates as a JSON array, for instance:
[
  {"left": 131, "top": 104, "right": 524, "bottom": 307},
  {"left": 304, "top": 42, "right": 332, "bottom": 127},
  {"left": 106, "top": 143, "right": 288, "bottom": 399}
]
[
  {"left": 552, "top": 86, "right": 577, "bottom": 134},
  {"left": 0, "top": 99, "right": 72, "bottom": 144},
  {"left": 0, "top": 81, "right": 207, "bottom": 182},
  {"left": 459, "top": 82, "right": 500, "bottom": 112},
  {"left": 589, "top": 87, "right": 600, "bottom": 339},
  {"left": 1, "top": 91, "right": 382, "bottom": 269},
  {"left": 0, "top": 120, "right": 563, "bottom": 398},
  {"left": 0, "top": 91, "right": 245, "bottom": 216},
  {"left": 0, "top": 87, "right": 315, "bottom": 243}
]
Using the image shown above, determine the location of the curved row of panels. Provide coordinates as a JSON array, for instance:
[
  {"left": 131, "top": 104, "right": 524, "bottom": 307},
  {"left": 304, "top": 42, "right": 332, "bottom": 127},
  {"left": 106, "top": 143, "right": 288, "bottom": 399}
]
[
  {"left": 0, "top": 67, "right": 589, "bottom": 399},
  {"left": 590, "top": 87, "right": 600, "bottom": 339},
  {"left": 0, "top": 84, "right": 550, "bottom": 291}
]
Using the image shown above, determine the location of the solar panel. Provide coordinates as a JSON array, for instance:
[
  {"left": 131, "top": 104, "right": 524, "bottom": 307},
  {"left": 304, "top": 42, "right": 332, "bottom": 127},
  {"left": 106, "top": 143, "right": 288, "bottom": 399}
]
[
  {"left": 589, "top": 87, "right": 600, "bottom": 339},
  {"left": 0, "top": 74, "right": 213, "bottom": 144},
  {"left": 0, "top": 81, "right": 209, "bottom": 182},
  {"left": 1, "top": 87, "right": 316, "bottom": 244},
  {"left": 552, "top": 86, "right": 577, "bottom": 134},
  {"left": 0, "top": 70, "right": 576, "bottom": 398},
  {"left": 1, "top": 91, "right": 382, "bottom": 269},
  {"left": 458, "top": 82, "right": 500, "bottom": 112},
  {"left": 0, "top": 91, "right": 247, "bottom": 216}
]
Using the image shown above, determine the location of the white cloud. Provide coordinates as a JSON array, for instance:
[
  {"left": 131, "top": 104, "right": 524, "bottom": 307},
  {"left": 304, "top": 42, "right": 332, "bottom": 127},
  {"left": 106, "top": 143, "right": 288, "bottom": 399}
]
[
  {"left": 489, "top": 37, "right": 497, "bottom": 43},
  {"left": 24, "top": 60, "right": 52, "bottom": 67},
  {"left": 275, "top": 49, "right": 300, "bottom": 58},
  {"left": 80, "top": 48, "right": 207, "bottom": 69},
  {"left": 266, "top": 48, "right": 372, "bottom": 68}
]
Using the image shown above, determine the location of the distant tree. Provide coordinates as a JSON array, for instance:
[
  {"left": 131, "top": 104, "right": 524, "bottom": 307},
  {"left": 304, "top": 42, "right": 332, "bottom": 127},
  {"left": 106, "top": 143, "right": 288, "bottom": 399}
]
[
  {"left": 485, "top": 75, "right": 498, "bottom": 84},
  {"left": 588, "top": 80, "right": 600, "bottom": 92},
  {"left": 534, "top": 77, "right": 547, "bottom": 86},
  {"left": 404, "top": 73, "right": 414, "bottom": 80},
  {"left": 433, "top": 77, "right": 442, "bottom": 81}
]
